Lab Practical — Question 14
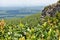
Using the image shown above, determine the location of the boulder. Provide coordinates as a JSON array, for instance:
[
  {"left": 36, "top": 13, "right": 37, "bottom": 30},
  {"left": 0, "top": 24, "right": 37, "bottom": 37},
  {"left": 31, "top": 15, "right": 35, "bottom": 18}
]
[{"left": 42, "top": 1, "right": 60, "bottom": 17}]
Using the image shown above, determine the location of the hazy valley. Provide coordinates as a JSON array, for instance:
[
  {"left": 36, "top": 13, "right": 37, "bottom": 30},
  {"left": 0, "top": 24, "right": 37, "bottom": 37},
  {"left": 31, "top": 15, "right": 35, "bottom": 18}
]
[{"left": 0, "top": 6, "right": 44, "bottom": 18}]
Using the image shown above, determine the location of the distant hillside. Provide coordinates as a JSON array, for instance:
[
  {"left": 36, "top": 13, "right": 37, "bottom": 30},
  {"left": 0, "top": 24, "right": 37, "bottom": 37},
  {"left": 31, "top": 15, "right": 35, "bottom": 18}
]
[{"left": 0, "top": 6, "right": 44, "bottom": 18}]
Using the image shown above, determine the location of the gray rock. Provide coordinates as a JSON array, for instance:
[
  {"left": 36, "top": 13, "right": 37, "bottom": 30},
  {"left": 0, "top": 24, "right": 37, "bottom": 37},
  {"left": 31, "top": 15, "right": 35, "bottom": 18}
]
[{"left": 42, "top": 1, "right": 60, "bottom": 17}]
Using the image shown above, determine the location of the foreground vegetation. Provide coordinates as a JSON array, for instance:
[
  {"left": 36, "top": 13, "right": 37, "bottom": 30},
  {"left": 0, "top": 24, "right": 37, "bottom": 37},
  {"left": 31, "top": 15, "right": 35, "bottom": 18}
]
[{"left": 0, "top": 12, "right": 60, "bottom": 40}]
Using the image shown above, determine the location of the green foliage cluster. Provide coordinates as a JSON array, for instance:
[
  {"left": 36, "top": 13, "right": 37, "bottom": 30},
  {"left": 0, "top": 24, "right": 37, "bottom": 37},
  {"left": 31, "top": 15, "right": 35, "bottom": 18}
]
[{"left": 0, "top": 13, "right": 60, "bottom": 40}]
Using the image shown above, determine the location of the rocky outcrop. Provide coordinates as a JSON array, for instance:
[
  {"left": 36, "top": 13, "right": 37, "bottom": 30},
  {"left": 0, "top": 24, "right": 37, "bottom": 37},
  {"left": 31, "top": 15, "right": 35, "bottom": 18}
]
[{"left": 42, "top": 1, "right": 60, "bottom": 17}]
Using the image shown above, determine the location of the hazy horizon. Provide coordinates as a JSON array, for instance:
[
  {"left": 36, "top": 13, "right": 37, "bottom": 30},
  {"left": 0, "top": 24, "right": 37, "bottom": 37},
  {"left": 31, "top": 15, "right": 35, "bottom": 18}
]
[{"left": 0, "top": 0, "right": 58, "bottom": 7}]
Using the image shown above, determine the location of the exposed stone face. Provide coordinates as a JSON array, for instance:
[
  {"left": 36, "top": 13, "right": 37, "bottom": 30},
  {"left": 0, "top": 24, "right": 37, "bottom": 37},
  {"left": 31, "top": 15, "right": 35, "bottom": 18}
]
[{"left": 42, "top": 1, "right": 60, "bottom": 17}]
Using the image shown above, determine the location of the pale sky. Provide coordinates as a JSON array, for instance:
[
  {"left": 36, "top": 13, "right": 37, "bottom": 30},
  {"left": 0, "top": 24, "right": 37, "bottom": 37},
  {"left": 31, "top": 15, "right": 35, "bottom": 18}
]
[{"left": 0, "top": 0, "right": 58, "bottom": 7}]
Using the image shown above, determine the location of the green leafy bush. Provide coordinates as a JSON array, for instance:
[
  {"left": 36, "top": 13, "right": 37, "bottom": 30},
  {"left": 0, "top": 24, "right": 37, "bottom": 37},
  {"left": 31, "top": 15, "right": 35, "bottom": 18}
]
[{"left": 0, "top": 13, "right": 60, "bottom": 40}]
